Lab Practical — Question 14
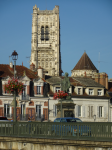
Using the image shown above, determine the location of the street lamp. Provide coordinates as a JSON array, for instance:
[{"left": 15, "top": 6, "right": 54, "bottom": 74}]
[
  {"left": 11, "top": 50, "right": 18, "bottom": 122},
  {"left": 93, "top": 114, "right": 96, "bottom": 122},
  {"left": 60, "top": 71, "right": 64, "bottom": 118},
  {"left": 48, "top": 97, "right": 50, "bottom": 122}
]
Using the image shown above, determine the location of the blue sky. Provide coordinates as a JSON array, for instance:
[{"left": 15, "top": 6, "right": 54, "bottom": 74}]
[{"left": 0, "top": 0, "right": 112, "bottom": 78}]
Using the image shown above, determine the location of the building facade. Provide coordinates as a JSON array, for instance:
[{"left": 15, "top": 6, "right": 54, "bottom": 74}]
[{"left": 30, "top": 5, "right": 61, "bottom": 76}]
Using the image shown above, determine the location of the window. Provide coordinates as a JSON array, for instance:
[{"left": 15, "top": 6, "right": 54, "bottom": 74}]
[
  {"left": 37, "top": 86, "right": 41, "bottom": 95},
  {"left": 45, "top": 62, "right": 48, "bottom": 68},
  {"left": 78, "top": 105, "right": 81, "bottom": 117},
  {"left": 41, "top": 26, "right": 49, "bottom": 41},
  {"left": 41, "top": 26, "right": 44, "bottom": 40},
  {"left": 22, "top": 85, "right": 26, "bottom": 97},
  {"left": 36, "top": 105, "right": 41, "bottom": 118},
  {"left": 55, "top": 87, "right": 60, "bottom": 93},
  {"left": 61, "top": 119, "right": 66, "bottom": 122},
  {"left": 89, "top": 89, "right": 93, "bottom": 95},
  {"left": 45, "top": 26, "right": 49, "bottom": 40},
  {"left": 21, "top": 104, "right": 25, "bottom": 115},
  {"left": 78, "top": 88, "right": 81, "bottom": 95},
  {"left": 4, "top": 104, "right": 10, "bottom": 117},
  {"left": 88, "top": 106, "right": 93, "bottom": 118},
  {"left": 99, "top": 106, "right": 103, "bottom": 117},
  {"left": 98, "top": 89, "right": 102, "bottom": 96}
]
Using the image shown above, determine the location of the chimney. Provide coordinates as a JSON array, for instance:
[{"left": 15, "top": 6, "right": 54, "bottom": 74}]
[
  {"left": 9, "top": 62, "right": 13, "bottom": 68},
  {"left": 30, "top": 63, "right": 35, "bottom": 71},
  {"left": 106, "top": 74, "right": 108, "bottom": 90},
  {"left": 38, "top": 66, "right": 43, "bottom": 78},
  {"left": 22, "top": 62, "right": 23, "bottom": 66}
]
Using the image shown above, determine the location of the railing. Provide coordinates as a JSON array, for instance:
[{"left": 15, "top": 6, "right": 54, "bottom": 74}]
[{"left": 0, "top": 122, "right": 112, "bottom": 141}]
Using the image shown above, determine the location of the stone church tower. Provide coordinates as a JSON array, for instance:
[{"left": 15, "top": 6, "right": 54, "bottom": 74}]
[{"left": 30, "top": 5, "right": 61, "bottom": 76}]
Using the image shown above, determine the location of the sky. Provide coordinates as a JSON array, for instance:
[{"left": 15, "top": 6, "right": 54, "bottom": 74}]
[{"left": 0, "top": 0, "right": 112, "bottom": 78}]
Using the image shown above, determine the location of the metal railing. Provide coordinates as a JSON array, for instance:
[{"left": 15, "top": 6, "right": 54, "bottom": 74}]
[{"left": 0, "top": 122, "right": 112, "bottom": 141}]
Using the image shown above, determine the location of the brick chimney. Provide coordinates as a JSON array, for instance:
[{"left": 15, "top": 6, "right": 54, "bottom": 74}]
[
  {"left": 30, "top": 63, "right": 35, "bottom": 71},
  {"left": 95, "top": 73, "right": 108, "bottom": 89},
  {"left": 38, "top": 66, "right": 43, "bottom": 78}
]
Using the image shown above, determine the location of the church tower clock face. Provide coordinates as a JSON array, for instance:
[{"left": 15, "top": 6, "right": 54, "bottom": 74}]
[{"left": 30, "top": 5, "right": 61, "bottom": 76}]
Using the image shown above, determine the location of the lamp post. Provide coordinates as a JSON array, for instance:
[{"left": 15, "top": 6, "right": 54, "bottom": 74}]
[
  {"left": 48, "top": 97, "right": 50, "bottom": 122},
  {"left": 60, "top": 71, "right": 64, "bottom": 118},
  {"left": 11, "top": 50, "right": 18, "bottom": 122},
  {"left": 93, "top": 114, "right": 96, "bottom": 122}
]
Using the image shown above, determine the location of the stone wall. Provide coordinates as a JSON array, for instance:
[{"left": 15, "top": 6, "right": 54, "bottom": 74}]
[{"left": 0, "top": 137, "right": 111, "bottom": 150}]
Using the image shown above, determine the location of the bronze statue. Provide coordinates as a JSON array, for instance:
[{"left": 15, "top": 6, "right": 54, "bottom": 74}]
[{"left": 61, "top": 72, "right": 71, "bottom": 100}]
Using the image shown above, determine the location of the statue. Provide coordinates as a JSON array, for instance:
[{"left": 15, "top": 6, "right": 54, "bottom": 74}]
[{"left": 61, "top": 72, "right": 71, "bottom": 100}]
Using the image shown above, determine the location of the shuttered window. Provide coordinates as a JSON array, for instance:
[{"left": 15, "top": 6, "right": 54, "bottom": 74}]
[
  {"left": 88, "top": 106, "right": 93, "bottom": 118},
  {"left": 36, "top": 105, "right": 41, "bottom": 118}
]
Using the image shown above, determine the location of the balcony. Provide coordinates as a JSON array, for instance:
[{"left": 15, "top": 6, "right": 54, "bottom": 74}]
[{"left": 19, "top": 95, "right": 30, "bottom": 101}]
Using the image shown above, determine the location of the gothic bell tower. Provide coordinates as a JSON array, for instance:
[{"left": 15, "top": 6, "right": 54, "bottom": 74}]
[{"left": 30, "top": 5, "right": 61, "bottom": 76}]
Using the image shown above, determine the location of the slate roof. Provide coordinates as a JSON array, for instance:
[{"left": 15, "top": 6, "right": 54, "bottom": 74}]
[
  {"left": 72, "top": 52, "right": 98, "bottom": 71},
  {"left": 45, "top": 76, "right": 61, "bottom": 84},
  {"left": 0, "top": 64, "right": 37, "bottom": 80},
  {"left": 73, "top": 77, "right": 105, "bottom": 88}
]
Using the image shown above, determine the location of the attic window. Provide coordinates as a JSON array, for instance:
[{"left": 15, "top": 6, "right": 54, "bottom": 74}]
[
  {"left": 78, "top": 88, "right": 81, "bottom": 95},
  {"left": 89, "top": 89, "right": 93, "bottom": 95},
  {"left": 98, "top": 89, "right": 102, "bottom": 96}
]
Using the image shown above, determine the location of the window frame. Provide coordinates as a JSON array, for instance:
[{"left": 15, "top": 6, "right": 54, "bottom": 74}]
[
  {"left": 89, "top": 89, "right": 94, "bottom": 95},
  {"left": 98, "top": 89, "right": 102, "bottom": 96},
  {"left": 4, "top": 104, "right": 10, "bottom": 117},
  {"left": 37, "top": 86, "right": 41, "bottom": 95},
  {"left": 99, "top": 106, "right": 103, "bottom": 118},
  {"left": 55, "top": 87, "right": 60, "bottom": 93}
]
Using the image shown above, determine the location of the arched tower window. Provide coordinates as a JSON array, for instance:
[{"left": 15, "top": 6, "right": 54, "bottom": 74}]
[
  {"left": 45, "top": 26, "right": 49, "bottom": 41},
  {"left": 41, "top": 26, "right": 44, "bottom": 40}
]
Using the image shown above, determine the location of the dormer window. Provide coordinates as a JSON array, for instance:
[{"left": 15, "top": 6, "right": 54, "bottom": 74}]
[
  {"left": 89, "top": 89, "right": 93, "bottom": 95},
  {"left": 55, "top": 87, "right": 60, "bottom": 93},
  {"left": 78, "top": 88, "right": 81, "bottom": 95},
  {"left": 98, "top": 89, "right": 102, "bottom": 96}
]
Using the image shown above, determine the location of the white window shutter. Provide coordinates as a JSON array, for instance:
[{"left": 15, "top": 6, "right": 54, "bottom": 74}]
[
  {"left": 88, "top": 106, "right": 90, "bottom": 117},
  {"left": 104, "top": 107, "right": 107, "bottom": 118},
  {"left": 75, "top": 105, "right": 78, "bottom": 117},
  {"left": 37, "top": 105, "right": 39, "bottom": 116},
  {"left": 55, "top": 105, "right": 57, "bottom": 117},
  {"left": 82, "top": 106, "right": 85, "bottom": 118},
  {"left": 97, "top": 106, "right": 99, "bottom": 118},
  {"left": 53, "top": 105, "right": 55, "bottom": 117}
]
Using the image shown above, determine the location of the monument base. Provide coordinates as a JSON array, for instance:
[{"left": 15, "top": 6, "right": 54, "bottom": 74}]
[{"left": 56, "top": 100, "right": 75, "bottom": 118}]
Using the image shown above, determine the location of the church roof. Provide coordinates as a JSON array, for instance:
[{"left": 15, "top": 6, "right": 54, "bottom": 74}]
[{"left": 72, "top": 52, "right": 98, "bottom": 71}]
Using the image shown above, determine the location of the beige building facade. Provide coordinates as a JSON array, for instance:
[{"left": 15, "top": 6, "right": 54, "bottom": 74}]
[{"left": 30, "top": 5, "right": 61, "bottom": 76}]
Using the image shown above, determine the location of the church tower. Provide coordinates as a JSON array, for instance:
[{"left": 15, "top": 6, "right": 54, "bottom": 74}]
[{"left": 30, "top": 5, "right": 61, "bottom": 76}]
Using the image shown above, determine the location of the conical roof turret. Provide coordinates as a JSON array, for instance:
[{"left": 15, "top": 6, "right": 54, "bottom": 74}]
[{"left": 72, "top": 52, "right": 98, "bottom": 71}]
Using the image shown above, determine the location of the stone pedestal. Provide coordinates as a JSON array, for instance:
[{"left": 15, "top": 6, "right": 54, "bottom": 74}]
[{"left": 56, "top": 100, "right": 75, "bottom": 118}]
